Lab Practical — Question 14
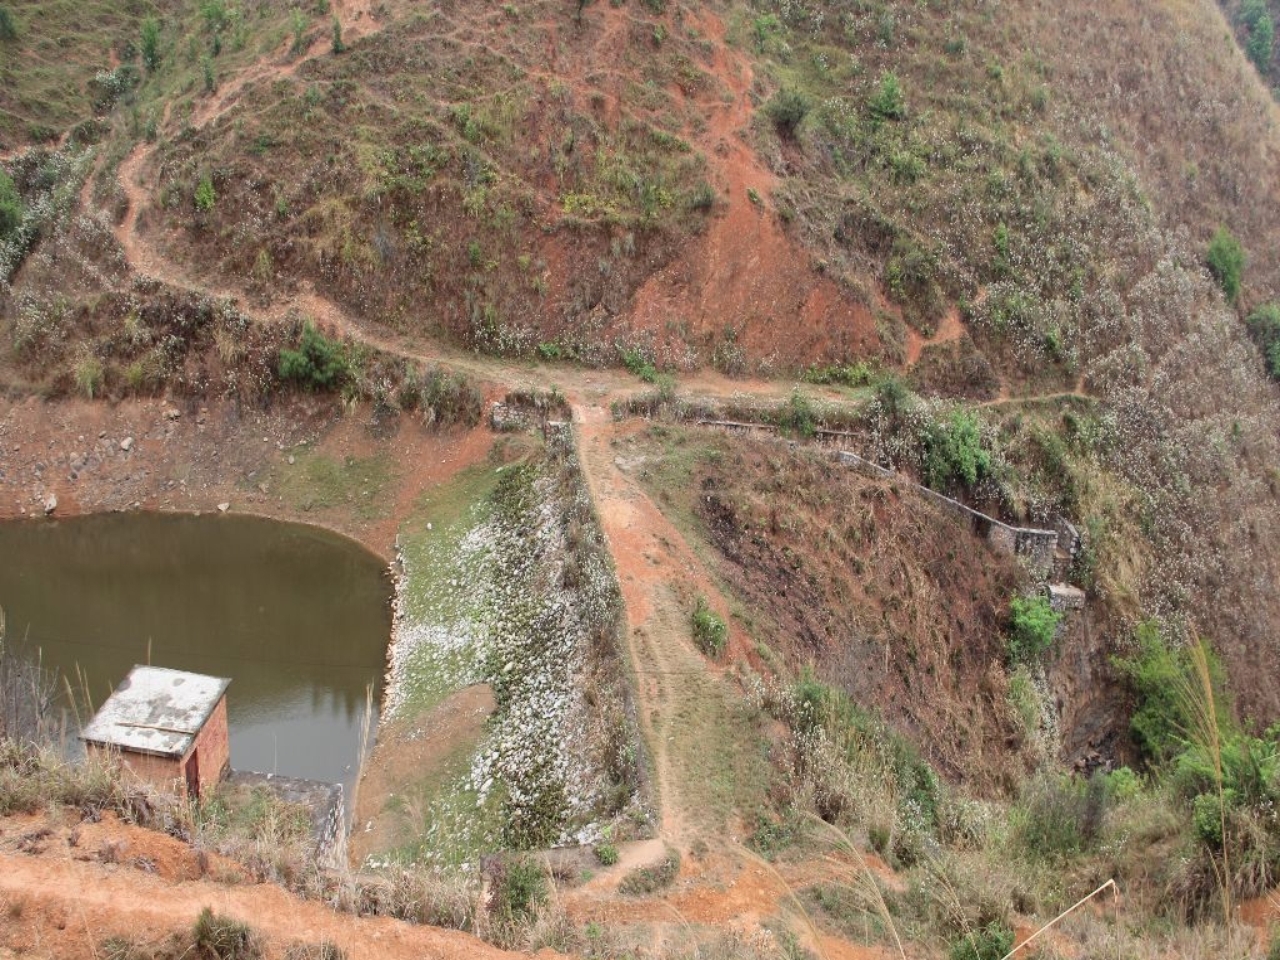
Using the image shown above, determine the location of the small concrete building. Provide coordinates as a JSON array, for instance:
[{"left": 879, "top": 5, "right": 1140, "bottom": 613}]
[{"left": 81, "top": 666, "right": 231, "bottom": 799}]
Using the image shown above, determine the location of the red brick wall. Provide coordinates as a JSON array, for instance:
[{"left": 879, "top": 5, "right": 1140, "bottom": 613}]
[
  {"left": 86, "top": 693, "right": 230, "bottom": 800},
  {"left": 88, "top": 743, "right": 183, "bottom": 796},
  {"left": 189, "top": 695, "right": 231, "bottom": 795}
]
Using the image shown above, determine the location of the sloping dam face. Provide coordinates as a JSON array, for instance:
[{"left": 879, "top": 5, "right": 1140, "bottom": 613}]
[{"left": 0, "top": 512, "right": 391, "bottom": 789}]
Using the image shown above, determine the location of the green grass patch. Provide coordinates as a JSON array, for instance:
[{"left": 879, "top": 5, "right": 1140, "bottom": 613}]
[{"left": 265, "top": 447, "right": 394, "bottom": 521}]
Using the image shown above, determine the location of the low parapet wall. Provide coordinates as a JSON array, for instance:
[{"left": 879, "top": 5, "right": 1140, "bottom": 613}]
[
  {"left": 832, "top": 450, "right": 1057, "bottom": 579},
  {"left": 695, "top": 420, "right": 1059, "bottom": 581}
]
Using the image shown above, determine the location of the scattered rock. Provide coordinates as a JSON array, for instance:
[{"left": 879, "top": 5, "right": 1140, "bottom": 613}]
[
  {"left": 164, "top": 408, "right": 181, "bottom": 420},
  {"left": 217, "top": 503, "right": 230, "bottom": 513},
  {"left": 43, "top": 493, "right": 57, "bottom": 515},
  {"left": 120, "top": 437, "right": 135, "bottom": 452}
]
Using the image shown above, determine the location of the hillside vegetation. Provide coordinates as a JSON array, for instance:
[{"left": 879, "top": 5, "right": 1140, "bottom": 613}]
[{"left": 6, "top": 0, "right": 1280, "bottom": 955}]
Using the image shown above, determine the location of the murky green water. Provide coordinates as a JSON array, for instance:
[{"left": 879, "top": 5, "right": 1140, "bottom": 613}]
[{"left": 0, "top": 512, "right": 391, "bottom": 791}]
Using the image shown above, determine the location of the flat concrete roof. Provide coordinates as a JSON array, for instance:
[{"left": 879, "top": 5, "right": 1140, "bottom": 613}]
[{"left": 80, "top": 665, "right": 230, "bottom": 759}]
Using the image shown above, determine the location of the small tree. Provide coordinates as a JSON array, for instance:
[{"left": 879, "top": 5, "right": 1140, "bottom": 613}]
[
  {"left": 194, "top": 173, "right": 216, "bottom": 212},
  {"left": 869, "top": 71, "right": 906, "bottom": 121},
  {"left": 278, "top": 322, "right": 350, "bottom": 390},
  {"left": 0, "top": 168, "right": 22, "bottom": 239},
  {"left": 922, "top": 409, "right": 989, "bottom": 491},
  {"left": 290, "top": 9, "right": 308, "bottom": 54},
  {"left": 1007, "top": 595, "right": 1062, "bottom": 665},
  {"left": 331, "top": 16, "right": 344, "bottom": 53},
  {"left": 0, "top": 6, "right": 17, "bottom": 41},
  {"left": 140, "top": 17, "right": 161, "bottom": 71},
  {"left": 1206, "top": 226, "right": 1245, "bottom": 305},
  {"left": 1247, "top": 302, "right": 1280, "bottom": 379},
  {"left": 766, "top": 88, "right": 810, "bottom": 137}
]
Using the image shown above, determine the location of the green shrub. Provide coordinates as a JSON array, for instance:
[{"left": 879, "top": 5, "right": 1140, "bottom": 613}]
[
  {"left": 1113, "top": 625, "right": 1228, "bottom": 764},
  {"left": 594, "top": 842, "right": 619, "bottom": 866},
  {"left": 1247, "top": 302, "right": 1280, "bottom": 378},
  {"left": 0, "top": 6, "right": 16, "bottom": 41},
  {"left": 618, "top": 850, "right": 680, "bottom": 895},
  {"left": 1206, "top": 227, "right": 1245, "bottom": 304},
  {"left": 1006, "top": 596, "right": 1061, "bottom": 665},
  {"left": 949, "top": 922, "right": 1014, "bottom": 960},
  {"left": 691, "top": 597, "right": 727, "bottom": 657},
  {"left": 0, "top": 168, "right": 22, "bottom": 239},
  {"left": 619, "top": 346, "right": 658, "bottom": 383},
  {"left": 141, "top": 18, "right": 160, "bottom": 71},
  {"left": 922, "top": 410, "right": 989, "bottom": 491},
  {"left": 775, "top": 389, "right": 816, "bottom": 437},
  {"left": 802, "top": 362, "right": 873, "bottom": 387},
  {"left": 193, "top": 907, "right": 260, "bottom": 960},
  {"left": 489, "top": 855, "right": 547, "bottom": 924},
  {"left": 194, "top": 174, "right": 216, "bottom": 212},
  {"left": 868, "top": 71, "right": 906, "bottom": 121},
  {"left": 1191, "top": 790, "right": 1231, "bottom": 848},
  {"left": 331, "top": 16, "right": 344, "bottom": 53},
  {"left": 766, "top": 88, "right": 810, "bottom": 136},
  {"left": 278, "top": 322, "right": 350, "bottom": 390}
]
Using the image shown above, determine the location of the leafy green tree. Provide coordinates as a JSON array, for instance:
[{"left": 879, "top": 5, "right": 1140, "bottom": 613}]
[
  {"left": 1206, "top": 226, "right": 1245, "bottom": 305},
  {"left": 1242, "top": 0, "right": 1275, "bottom": 72},
  {"left": 140, "top": 18, "right": 161, "bottom": 71},
  {"left": 0, "top": 168, "right": 22, "bottom": 239},
  {"left": 923, "top": 409, "right": 989, "bottom": 490},
  {"left": 1006, "top": 596, "right": 1061, "bottom": 665},
  {"left": 1249, "top": 12, "right": 1275, "bottom": 72},
  {"left": 331, "top": 16, "right": 344, "bottom": 53}
]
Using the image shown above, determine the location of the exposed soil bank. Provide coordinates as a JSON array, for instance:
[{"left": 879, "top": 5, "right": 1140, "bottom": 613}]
[{"left": 0, "top": 394, "right": 494, "bottom": 559}]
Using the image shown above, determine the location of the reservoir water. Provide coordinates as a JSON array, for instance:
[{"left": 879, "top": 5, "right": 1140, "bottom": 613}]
[{"left": 0, "top": 512, "right": 391, "bottom": 792}]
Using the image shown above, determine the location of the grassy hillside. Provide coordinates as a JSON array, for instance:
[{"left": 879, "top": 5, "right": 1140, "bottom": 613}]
[
  {"left": 0, "top": 0, "right": 156, "bottom": 150},
  {"left": 734, "top": 0, "right": 1280, "bottom": 727}
]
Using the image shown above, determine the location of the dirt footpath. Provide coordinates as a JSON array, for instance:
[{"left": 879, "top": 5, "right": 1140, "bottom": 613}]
[{"left": 0, "top": 808, "right": 537, "bottom": 960}]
